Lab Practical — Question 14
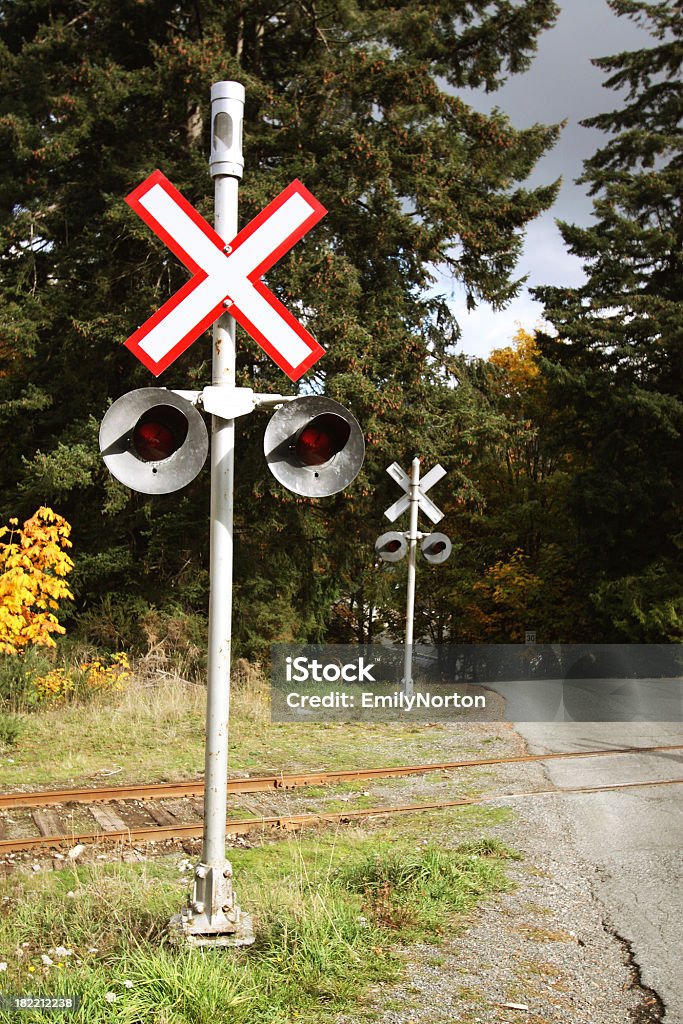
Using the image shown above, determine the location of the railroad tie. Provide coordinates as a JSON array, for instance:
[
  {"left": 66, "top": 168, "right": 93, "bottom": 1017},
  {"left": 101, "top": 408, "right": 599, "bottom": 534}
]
[
  {"left": 145, "top": 802, "right": 179, "bottom": 827},
  {"left": 188, "top": 797, "right": 205, "bottom": 817},
  {"left": 88, "top": 803, "right": 128, "bottom": 833},
  {"left": 31, "top": 808, "right": 66, "bottom": 838}
]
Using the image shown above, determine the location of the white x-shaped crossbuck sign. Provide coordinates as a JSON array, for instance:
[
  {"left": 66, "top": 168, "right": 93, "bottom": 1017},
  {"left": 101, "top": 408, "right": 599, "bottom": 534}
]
[
  {"left": 124, "top": 170, "right": 327, "bottom": 380},
  {"left": 383, "top": 462, "right": 446, "bottom": 524}
]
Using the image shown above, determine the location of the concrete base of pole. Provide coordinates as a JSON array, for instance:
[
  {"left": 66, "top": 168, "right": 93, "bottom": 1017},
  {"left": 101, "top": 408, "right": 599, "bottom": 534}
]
[
  {"left": 168, "top": 858, "right": 255, "bottom": 947},
  {"left": 168, "top": 909, "right": 255, "bottom": 948}
]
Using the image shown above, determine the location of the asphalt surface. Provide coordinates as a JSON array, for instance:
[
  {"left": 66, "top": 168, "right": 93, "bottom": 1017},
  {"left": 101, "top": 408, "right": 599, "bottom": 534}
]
[{"left": 514, "top": 720, "right": 683, "bottom": 1024}]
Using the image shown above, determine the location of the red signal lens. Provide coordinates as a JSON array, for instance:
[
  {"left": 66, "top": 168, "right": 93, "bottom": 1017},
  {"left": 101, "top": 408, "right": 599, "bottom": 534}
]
[
  {"left": 133, "top": 406, "right": 188, "bottom": 462},
  {"left": 429, "top": 542, "right": 447, "bottom": 555},
  {"left": 133, "top": 422, "right": 176, "bottom": 461},
  {"left": 385, "top": 539, "right": 402, "bottom": 553},
  {"left": 295, "top": 414, "right": 351, "bottom": 466}
]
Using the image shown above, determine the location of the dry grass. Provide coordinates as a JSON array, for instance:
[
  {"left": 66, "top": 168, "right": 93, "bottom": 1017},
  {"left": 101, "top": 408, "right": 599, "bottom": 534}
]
[{"left": 0, "top": 647, "right": 520, "bottom": 791}]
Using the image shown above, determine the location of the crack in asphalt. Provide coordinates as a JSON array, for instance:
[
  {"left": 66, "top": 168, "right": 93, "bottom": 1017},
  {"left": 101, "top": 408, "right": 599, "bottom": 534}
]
[{"left": 601, "top": 917, "right": 666, "bottom": 1024}]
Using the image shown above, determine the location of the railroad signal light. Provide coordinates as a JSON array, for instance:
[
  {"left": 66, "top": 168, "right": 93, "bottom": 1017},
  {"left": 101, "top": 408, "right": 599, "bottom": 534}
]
[
  {"left": 375, "top": 531, "right": 408, "bottom": 563},
  {"left": 421, "top": 532, "right": 452, "bottom": 564},
  {"left": 295, "top": 413, "right": 350, "bottom": 466},
  {"left": 99, "top": 388, "right": 209, "bottom": 494},
  {"left": 264, "top": 396, "right": 365, "bottom": 497}
]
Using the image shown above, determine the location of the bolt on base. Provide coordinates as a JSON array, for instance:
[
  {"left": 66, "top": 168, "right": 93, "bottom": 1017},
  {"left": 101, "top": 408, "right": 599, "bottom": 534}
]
[{"left": 168, "top": 858, "right": 255, "bottom": 947}]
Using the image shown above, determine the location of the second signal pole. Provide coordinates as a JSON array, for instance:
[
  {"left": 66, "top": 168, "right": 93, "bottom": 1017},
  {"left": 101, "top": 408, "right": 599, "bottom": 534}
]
[
  {"left": 402, "top": 457, "right": 421, "bottom": 696},
  {"left": 377, "top": 458, "right": 451, "bottom": 697}
]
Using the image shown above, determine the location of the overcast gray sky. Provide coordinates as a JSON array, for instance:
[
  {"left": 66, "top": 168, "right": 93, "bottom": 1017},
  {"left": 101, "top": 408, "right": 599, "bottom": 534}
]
[{"left": 446, "top": 0, "right": 654, "bottom": 359}]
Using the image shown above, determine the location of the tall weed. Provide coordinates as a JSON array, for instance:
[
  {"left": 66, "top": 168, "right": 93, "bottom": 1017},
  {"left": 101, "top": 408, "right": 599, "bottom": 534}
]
[{"left": 0, "top": 710, "right": 23, "bottom": 747}]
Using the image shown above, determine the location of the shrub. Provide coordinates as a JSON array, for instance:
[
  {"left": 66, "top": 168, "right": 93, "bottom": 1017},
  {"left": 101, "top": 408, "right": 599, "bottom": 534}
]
[
  {"left": 0, "top": 508, "right": 74, "bottom": 654},
  {"left": 0, "top": 647, "right": 52, "bottom": 708},
  {"left": 0, "top": 711, "right": 23, "bottom": 748},
  {"left": 139, "top": 606, "right": 207, "bottom": 682},
  {"left": 31, "top": 652, "right": 132, "bottom": 706},
  {"left": 75, "top": 593, "right": 152, "bottom": 652}
]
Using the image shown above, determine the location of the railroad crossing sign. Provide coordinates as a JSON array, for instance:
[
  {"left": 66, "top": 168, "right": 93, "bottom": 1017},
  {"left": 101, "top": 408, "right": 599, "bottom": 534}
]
[
  {"left": 124, "top": 170, "right": 327, "bottom": 380},
  {"left": 104, "top": 80, "right": 364, "bottom": 949},
  {"left": 379, "top": 458, "right": 450, "bottom": 696},
  {"left": 383, "top": 461, "right": 446, "bottom": 524}
]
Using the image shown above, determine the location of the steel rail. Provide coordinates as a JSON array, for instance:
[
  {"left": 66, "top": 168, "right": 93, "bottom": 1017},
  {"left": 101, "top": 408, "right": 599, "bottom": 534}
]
[
  {"left": 1, "top": 744, "right": 681, "bottom": 812},
  {"left": 0, "top": 777, "right": 680, "bottom": 854}
]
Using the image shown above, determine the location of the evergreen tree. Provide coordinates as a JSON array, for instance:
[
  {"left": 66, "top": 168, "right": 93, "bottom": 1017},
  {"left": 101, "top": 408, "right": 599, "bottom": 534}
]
[
  {"left": 405, "top": 333, "right": 588, "bottom": 645},
  {"left": 534, "top": 0, "right": 682, "bottom": 641},
  {"left": 0, "top": 0, "right": 561, "bottom": 652}
]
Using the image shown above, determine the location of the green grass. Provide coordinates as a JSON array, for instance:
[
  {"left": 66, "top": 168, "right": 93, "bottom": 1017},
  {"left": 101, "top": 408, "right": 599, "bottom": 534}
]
[
  {"left": 0, "top": 830, "right": 518, "bottom": 1024},
  {"left": 0, "top": 656, "right": 523, "bottom": 1021},
  {"left": 336, "top": 837, "right": 519, "bottom": 937}
]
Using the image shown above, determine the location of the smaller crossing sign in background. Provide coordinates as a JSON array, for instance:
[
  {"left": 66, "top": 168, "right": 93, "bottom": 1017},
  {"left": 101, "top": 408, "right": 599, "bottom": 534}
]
[
  {"left": 384, "top": 462, "right": 446, "bottom": 524},
  {"left": 125, "top": 170, "right": 327, "bottom": 380}
]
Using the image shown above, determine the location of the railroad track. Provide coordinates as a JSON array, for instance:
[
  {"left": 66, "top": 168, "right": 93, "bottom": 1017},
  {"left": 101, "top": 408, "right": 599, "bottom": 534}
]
[{"left": 0, "top": 744, "right": 681, "bottom": 856}]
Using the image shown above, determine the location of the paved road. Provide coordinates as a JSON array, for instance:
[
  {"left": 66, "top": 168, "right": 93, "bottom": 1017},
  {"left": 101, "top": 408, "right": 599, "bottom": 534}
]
[{"left": 514, "top": 720, "right": 683, "bottom": 1024}]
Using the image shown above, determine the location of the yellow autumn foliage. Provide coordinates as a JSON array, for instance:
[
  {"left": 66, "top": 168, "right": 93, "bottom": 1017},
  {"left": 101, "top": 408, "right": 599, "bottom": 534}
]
[
  {"left": 488, "top": 327, "right": 541, "bottom": 393},
  {"left": 0, "top": 507, "right": 74, "bottom": 655},
  {"left": 32, "top": 652, "right": 131, "bottom": 705},
  {"left": 471, "top": 548, "right": 543, "bottom": 642}
]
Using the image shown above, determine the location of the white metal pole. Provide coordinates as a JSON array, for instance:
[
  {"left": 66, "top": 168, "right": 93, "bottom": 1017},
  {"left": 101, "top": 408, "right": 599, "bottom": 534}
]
[
  {"left": 203, "top": 136, "right": 239, "bottom": 873},
  {"left": 174, "top": 81, "right": 253, "bottom": 946},
  {"left": 403, "top": 456, "right": 420, "bottom": 696}
]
